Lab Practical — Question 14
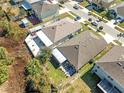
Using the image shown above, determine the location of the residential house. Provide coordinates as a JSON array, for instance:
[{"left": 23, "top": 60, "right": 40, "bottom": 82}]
[
  {"left": 91, "top": 0, "right": 115, "bottom": 10},
  {"left": 92, "top": 46, "right": 124, "bottom": 93},
  {"left": 110, "top": 2, "right": 124, "bottom": 19},
  {"left": 31, "top": 1, "right": 59, "bottom": 20},
  {"left": 56, "top": 31, "right": 107, "bottom": 76},
  {"left": 25, "top": 17, "right": 82, "bottom": 57}
]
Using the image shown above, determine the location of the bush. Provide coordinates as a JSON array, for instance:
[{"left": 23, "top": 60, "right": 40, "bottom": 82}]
[
  {"left": 38, "top": 48, "right": 52, "bottom": 64},
  {"left": 0, "top": 63, "right": 8, "bottom": 85},
  {"left": 0, "top": 47, "right": 12, "bottom": 85},
  {"left": 25, "top": 58, "right": 42, "bottom": 77}
]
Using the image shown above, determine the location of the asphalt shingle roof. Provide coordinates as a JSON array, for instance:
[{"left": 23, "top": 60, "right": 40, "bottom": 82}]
[
  {"left": 97, "top": 46, "right": 124, "bottom": 87},
  {"left": 42, "top": 17, "right": 82, "bottom": 43},
  {"left": 57, "top": 31, "right": 107, "bottom": 70}
]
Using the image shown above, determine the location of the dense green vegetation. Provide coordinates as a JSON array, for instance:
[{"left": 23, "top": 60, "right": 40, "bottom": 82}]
[
  {"left": 25, "top": 48, "right": 58, "bottom": 93},
  {"left": 38, "top": 48, "right": 52, "bottom": 64},
  {"left": 25, "top": 58, "right": 51, "bottom": 93},
  {"left": 0, "top": 47, "right": 12, "bottom": 85}
]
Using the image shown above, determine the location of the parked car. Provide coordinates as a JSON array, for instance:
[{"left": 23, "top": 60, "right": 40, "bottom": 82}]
[
  {"left": 73, "top": 4, "right": 80, "bottom": 10},
  {"left": 91, "top": 21, "right": 98, "bottom": 26},
  {"left": 88, "top": 18, "right": 92, "bottom": 22},
  {"left": 114, "top": 17, "right": 124, "bottom": 24},
  {"left": 74, "top": 16, "right": 81, "bottom": 21}
]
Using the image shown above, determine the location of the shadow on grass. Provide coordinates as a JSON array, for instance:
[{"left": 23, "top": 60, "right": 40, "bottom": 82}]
[
  {"left": 81, "top": 70, "right": 103, "bottom": 93},
  {"left": 50, "top": 56, "right": 60, "bottom": 69}
]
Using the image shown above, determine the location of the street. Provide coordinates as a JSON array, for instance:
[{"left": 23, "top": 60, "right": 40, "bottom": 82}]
[{"left": 62, "top": 1, "right": 124, "bottom": 43}]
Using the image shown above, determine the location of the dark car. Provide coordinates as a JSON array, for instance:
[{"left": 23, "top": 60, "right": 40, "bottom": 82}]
[
  {"left": 73, "top": 4, "right": 80, "bottom": 10},
  {"left": 74, "top": 16, "right": 81, "bottom": 21}
]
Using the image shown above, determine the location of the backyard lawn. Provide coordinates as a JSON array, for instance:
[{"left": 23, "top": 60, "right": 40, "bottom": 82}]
[
  {"left": 63, "top": 78, "right": 92, "bottom": 93},
  {"left": 63, "top": 71, "right": 102, "bottom": 93},
  {"left": 46, "top": 62, "right": 66, "bottom": 86}
]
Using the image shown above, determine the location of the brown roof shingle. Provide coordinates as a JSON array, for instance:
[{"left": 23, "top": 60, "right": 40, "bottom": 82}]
[
  {"left": 57, "top": 31, "right": 107, "bottom": 70},
  {"left": 97, "top": 46, "right": 124, "bottom": 87},
  {"left": 42, "top": 17, "right": 82, "bottom": 43}
]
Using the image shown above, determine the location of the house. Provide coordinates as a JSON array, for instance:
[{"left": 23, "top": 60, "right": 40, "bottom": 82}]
[
  {"left": 56, "top": 31, "right": 107, "bottom": 76},
  {"left": 25, "top": 17, "right": 82, "bottom": 57},
  {"left": 91, "top": 0, "right": 115, "bottom": 10},
  {"left": 110, "top": 2, "right": 124, "bottom": 19},
  {"left": 92, "top": 46, "right": 124, "bottom": 93},
  {"left": 31, "top": 1, "right": 59, "bottom": 20}
]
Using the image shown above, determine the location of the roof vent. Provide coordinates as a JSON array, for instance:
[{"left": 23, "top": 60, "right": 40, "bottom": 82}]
[{"left": 117, "top": 62, "right": 122, "bottom": 66}]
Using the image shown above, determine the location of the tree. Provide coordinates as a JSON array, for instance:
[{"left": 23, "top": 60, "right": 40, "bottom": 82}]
[
  {"left": 0, "top": 47, "right": 12, "bottom": 85},
  {"left": 25, "top": 58, "right": 51, "bottom": 93},
  {"left": 0, "top": 63, "right": 8, "bottom": 85},
  {"left": 25, "top": 58, "right": 42, "bottom": 77},
  {"left": 39, "top": 48, "right": 52, "bottom": 64},
  {"left": 0, "top": 47, "right": 7, "bottom": 59}
]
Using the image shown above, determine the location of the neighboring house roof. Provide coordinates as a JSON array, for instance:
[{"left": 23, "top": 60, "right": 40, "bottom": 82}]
[
  {"left": 42, "top": 17, "right": 82, "bottom": 43},
  {"left": 97, "top": 46, "right": 124, "bottom": 87},
  {"left": 116, "top": 2, "right": 124, "bottom": 17},
  {"left": 92, "top": 0, "right": 115, "bottom": 8},
  {"left": 57, "top": 31, "right": 107, "bottom": 70},
  {"left": 110, "top": 2, "right": 124, "bottom": 17},
  {"left": 32, "top": 1, "right": 59, "bottom": 19}
]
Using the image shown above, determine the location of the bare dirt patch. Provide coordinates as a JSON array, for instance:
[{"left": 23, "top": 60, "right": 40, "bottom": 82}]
[{"left": 0, "top": 37, "right": 31, "bottom": 93}]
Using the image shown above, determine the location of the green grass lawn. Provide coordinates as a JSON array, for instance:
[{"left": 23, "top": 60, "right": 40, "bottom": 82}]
[
  {"left": 94, "top": 42, "right": 114, "bottom": 60},
  {"left": 118, "top": 22, "right": 124, "bottom": 29},
  {"left": 79, "top": 1, "right": 90, "bottom": 7},
  {"left": 46, "top": 62, "right": 66, "bottom": 86}
]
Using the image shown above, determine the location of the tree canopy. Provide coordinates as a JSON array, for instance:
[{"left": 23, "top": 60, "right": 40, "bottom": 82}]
[
  {"left": 39, "top": 48, "right": 52, "bottom": 64},
  {"left": 0, "top": 63, "right": 8, "bottom": 85},
  {"left": 25, "top": 58, "right": 51, "bottom": 93},
  {"left": 0, "top": 47, "right": 12, "bottom": 85}
]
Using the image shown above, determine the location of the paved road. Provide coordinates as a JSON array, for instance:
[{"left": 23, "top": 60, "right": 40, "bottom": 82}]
[{"left": 63, "top": 1, "right": 124, "bottom": 43}]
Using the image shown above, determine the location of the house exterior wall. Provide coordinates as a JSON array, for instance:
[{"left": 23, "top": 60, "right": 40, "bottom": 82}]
[{"left": 92, "top": 64, "right": 124, "bottom": 93}]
